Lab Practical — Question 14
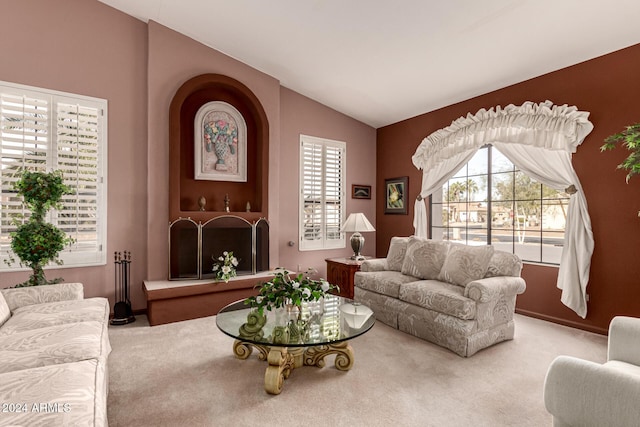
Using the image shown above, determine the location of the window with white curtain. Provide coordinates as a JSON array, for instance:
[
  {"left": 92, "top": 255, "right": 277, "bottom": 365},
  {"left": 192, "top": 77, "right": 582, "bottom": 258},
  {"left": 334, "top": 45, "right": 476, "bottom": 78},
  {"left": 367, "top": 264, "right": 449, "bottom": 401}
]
[
  {"left": 299, "top": 134, "right": 345, "bottom": 251},
  {"left": 412, "top": 101, "right": 595, "bottom": 318},
  {"left": 431, "top": 146, "right": 569, "bottom": 264},
  {"left": 0, "top": 81, "right": 107, "bottom": 269}
]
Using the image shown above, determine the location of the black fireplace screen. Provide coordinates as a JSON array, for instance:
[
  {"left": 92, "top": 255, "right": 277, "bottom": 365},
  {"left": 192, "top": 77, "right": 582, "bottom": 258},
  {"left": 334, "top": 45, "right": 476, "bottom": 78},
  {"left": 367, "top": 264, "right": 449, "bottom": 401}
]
[{"left": 169, "top": 216, "right": 269, "bottom": 280}]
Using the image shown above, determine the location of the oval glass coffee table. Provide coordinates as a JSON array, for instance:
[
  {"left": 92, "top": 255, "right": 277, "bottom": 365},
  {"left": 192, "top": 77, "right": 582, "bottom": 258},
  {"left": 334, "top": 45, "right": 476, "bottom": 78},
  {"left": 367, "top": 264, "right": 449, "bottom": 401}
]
[{"left": 216, "top": 295, "right": 375, "bottom": 395}]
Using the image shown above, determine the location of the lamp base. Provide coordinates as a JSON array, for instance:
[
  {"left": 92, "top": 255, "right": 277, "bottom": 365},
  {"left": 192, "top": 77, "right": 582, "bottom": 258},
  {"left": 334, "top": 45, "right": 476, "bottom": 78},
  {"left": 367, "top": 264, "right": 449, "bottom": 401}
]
[{"left": 350, "top": 232, "right": 365, "bottom": 261}]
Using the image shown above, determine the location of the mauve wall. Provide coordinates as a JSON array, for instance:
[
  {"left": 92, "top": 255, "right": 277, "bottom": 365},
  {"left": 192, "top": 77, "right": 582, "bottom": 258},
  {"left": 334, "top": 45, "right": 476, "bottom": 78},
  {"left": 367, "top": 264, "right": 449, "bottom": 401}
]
[
  {"left": 0, "top": 1, "right": 375, "bottom": 311},
  {"left": 146, "top": 21, "right": 282, "bottom": 286},
  {"left": 0, "top": 0, "right": 148, "bottom": 307},
  {"left": 377, "top": 43, "right": 640, "bottom": 333},
  {"left": 146, "top": 24, "right": 377, "bottom": 284},
  {"left": 279, "top": 87, "right": 377, "bottom": 277}
]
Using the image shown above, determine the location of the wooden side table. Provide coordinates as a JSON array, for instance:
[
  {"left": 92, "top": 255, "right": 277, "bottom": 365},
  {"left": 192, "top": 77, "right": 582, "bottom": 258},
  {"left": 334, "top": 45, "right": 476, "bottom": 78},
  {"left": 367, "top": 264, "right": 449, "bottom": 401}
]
[{"left": 325, "top": 257, "right": 368, "bottom": 299}]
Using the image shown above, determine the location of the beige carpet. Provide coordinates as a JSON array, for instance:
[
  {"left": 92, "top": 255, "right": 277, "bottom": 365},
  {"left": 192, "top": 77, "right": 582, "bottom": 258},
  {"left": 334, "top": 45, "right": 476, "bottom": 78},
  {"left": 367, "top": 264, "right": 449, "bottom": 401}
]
[{"left": 107, "top": 314, "right": 606, "bottom": 427}]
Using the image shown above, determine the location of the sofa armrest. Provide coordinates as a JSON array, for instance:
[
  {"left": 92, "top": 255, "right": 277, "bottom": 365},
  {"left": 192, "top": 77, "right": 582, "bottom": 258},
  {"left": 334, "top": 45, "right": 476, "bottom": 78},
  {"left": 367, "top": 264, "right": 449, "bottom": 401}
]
[
  {"left": 608, "top": 316, "right": 640, "bottom": 365},
  {"left": 463, "top": 276, "right": 526, "bottom": 302},
  {"left": 0, "top": 283, "right": 84, "bottom": 312},
  {"left": 360, "top": 258, "right": 388, "bottom": 272},
  {"left": 544, "top": 355, "right": 640, "bottom": 427}
]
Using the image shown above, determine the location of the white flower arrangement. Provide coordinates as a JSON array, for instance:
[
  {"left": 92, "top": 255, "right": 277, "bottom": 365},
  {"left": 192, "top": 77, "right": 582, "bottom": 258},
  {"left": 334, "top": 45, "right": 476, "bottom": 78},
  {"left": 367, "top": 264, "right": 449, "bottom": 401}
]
[
  {"left": 212, "top": 251, "right": 238, "bottom": 283},
  {"left": 245, "top": 267, "right": 338, "bottom": 315}
]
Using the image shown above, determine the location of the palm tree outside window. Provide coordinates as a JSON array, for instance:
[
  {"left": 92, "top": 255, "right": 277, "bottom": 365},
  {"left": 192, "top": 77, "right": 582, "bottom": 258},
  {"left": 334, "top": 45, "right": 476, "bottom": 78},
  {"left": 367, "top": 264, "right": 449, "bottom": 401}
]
[{"left": 430, "top": 146, "right": 569, "bottom": 264}]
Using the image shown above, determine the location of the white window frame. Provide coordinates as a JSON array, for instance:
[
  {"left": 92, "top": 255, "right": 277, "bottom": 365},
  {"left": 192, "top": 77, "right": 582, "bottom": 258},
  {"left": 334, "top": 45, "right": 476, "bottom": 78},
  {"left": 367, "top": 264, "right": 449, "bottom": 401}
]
[
  {"left": 0, "top": 80, "right": 107, "bottom": 270},
  {"left": 299, "top": 134, "right": 346, "bottom": 251}
]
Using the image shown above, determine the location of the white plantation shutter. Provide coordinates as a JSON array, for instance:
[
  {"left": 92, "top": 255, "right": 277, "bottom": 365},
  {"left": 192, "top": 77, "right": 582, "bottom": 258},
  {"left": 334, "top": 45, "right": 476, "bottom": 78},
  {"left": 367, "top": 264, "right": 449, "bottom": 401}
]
[
  {"left": 302, "top": 141, "right": 323, "bottom": 243},
  {"left": 0, "top": 92, "right": 49, "bottom": 248},
  {"left": 299, "top": 135, "right": 345, "bottom": 250},
  {"left": 56, "top": 101, "right": 102, "bottom": 260},
  {"left": 0, "top": 81, "right": 107, "bottom": 269}
]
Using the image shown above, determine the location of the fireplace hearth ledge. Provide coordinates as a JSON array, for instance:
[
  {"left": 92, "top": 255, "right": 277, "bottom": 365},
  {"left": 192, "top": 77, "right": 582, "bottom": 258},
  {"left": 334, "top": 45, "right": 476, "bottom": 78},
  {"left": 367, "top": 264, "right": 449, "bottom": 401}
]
[{"left": 143, "top": 271, "right": 283, "bottom": 326}]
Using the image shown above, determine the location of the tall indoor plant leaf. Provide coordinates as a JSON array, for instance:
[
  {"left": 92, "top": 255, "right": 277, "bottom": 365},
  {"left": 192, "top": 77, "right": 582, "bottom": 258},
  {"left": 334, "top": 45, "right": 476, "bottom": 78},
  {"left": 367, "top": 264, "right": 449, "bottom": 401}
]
[{"left": 601, "top": 123, "right": 640, "bottom": 183}]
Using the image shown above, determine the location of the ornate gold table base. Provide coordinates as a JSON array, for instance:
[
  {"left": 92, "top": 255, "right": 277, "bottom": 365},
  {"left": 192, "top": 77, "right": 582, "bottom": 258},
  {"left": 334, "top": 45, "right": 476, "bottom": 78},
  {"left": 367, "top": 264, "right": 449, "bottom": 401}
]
[{"left": 232, "top": 340, "right": 355, "bottom": 394}]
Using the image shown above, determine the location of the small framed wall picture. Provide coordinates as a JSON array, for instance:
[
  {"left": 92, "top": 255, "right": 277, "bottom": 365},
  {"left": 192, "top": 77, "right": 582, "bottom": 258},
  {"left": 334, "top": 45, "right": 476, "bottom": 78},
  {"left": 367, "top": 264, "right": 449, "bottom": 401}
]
[
  {"left": 385, "top": 176, "right": 408, "bottom": 214},
  {"left": 352, "top": 184, "right": 371, "bottom": 199}
]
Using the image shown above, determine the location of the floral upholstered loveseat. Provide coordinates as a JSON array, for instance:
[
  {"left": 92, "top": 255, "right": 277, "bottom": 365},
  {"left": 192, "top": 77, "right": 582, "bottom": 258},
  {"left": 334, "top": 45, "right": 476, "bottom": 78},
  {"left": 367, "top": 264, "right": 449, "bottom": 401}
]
[
  {"left": 354, "top": 236, "right": 526, "bottom": 357},
  {"left": 0, "top": 283, "right": 111, "bottom": 426}
]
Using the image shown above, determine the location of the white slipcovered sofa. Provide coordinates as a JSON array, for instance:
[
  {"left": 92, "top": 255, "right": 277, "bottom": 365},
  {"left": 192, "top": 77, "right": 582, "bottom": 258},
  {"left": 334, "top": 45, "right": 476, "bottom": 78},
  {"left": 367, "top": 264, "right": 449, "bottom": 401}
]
[
  {"left": 0, "top": 283, "right": 111, "bottom": 426},
  {"left": 544, "top": 316, "right": 640, "bottom": 427},
  {"left": 354, "top": 236, "right": 526, "bottom": 357}
]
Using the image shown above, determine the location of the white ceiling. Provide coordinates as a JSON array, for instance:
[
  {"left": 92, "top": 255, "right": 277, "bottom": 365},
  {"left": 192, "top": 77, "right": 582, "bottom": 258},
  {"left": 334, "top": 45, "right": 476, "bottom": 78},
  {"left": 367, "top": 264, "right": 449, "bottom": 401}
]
[{"left": 98, "top": 0, "right": 640, "bottom": 128}]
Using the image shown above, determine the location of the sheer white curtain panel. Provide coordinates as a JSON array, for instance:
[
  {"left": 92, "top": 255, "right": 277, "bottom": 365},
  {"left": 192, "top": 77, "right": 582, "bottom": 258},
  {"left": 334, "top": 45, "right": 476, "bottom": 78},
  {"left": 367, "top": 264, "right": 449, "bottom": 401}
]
[{"left": 411, "top": 100, "right": 594, "bottom": 318}]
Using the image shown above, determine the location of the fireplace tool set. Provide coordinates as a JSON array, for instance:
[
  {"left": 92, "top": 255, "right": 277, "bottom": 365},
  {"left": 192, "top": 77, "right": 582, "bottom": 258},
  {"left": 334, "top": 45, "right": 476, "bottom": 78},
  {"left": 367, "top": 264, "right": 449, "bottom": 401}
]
[{"left": 110, "top": 251, "right": 136, "bottom": 325}]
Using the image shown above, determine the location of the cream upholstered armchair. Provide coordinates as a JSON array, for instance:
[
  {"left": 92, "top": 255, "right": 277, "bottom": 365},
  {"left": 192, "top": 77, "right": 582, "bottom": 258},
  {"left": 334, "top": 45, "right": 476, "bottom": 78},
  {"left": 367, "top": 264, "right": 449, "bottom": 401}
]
[{"left": 543, "top": 316, "right": 640, "bottom": 427}]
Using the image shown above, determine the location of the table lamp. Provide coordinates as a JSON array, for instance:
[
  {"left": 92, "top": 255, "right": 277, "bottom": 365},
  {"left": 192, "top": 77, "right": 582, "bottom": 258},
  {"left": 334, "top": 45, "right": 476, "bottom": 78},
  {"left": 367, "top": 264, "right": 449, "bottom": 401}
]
[{"left": 341, "top": 213, "right": 375, "bottom": 261}]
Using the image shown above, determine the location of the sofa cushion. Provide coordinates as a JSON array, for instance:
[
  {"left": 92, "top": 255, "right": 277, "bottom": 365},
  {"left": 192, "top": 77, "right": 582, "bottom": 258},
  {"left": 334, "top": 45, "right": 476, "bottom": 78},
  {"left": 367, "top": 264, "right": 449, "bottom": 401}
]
[
  {"left": 386, "top": 237, "right": 410, "bottom": 271},
  {"left": 0, "top": 298, "right": 109, "bottom": 336},
  {"left": 438, "top": 243, "right": 494, "bottom": 287},
  {"left": 355, "top": 270, "right": 419, "bottom": 298},
  {"left": 0, "top": 321, "right": 109, "bottom": 374},
  {"left": 361, "top": 258, "right": 388, "bottom": 272},
  {"left": 399, "top": 280, "right": 477, "bottom": 320},
  {"left": 0, "top": 283, "right": 84, "bottom": 312},
  {"left": 0, "top": 292, "right": 10, "bottom": 327},
  {"left": 401, "top": 237, "right": 450, "bottom": 280},
  {"left": 0, "top": 359, "right": 108, "bottom": 427},
  {"left": 485, "top": 250, "right": 522, "bottom": 277}
]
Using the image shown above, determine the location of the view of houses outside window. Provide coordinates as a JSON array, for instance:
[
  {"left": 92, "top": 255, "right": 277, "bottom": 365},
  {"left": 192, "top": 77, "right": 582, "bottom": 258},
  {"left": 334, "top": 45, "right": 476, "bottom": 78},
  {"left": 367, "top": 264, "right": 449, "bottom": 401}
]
[{"left": 431, "top": 146, "right": 568, "bottom": 264}]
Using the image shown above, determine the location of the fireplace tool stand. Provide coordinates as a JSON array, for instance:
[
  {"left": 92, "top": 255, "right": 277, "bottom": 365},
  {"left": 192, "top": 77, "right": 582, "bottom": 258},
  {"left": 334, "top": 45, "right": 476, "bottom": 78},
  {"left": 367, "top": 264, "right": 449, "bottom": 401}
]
[{"left": 110, "top": 251, "right": 135, "bottom": 325}]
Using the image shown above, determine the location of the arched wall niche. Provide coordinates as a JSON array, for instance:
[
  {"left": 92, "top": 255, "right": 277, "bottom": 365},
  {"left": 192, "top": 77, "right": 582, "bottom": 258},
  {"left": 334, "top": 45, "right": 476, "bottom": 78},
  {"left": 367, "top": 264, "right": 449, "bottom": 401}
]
[{"left": 169, "top": 73, "right": 269, "bottom": 222}]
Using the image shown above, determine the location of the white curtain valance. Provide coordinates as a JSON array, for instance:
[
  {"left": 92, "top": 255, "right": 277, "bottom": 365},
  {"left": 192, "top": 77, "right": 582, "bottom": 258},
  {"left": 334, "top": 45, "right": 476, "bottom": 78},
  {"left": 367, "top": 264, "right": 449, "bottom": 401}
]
[
  {"left": 412, "top": 100, "right": 594, "bottom": 172},
  {"left": 411, "top": 100, "right": 594, "bottom": 319}
]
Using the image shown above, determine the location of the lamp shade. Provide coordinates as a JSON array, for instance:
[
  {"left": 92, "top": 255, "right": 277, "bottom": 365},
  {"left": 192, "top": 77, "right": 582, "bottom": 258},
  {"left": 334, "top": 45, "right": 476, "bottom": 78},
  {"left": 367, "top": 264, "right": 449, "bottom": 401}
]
[
  {"left": 341, "top": 213, "right": 375, "bottom": 233},
  {"left": 339, "top": 303, "right": 374, "bottom": 329}
]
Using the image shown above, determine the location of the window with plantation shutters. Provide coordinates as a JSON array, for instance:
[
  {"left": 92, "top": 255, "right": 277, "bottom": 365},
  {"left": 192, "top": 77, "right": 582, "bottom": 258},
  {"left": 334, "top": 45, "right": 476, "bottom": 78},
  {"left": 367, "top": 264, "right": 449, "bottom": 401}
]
[
  {"left": 0, "top": 81, "right": 107, "bottom": 269},
  {"left": 299, "top": 135, "right": 346, "bottom": 250}
]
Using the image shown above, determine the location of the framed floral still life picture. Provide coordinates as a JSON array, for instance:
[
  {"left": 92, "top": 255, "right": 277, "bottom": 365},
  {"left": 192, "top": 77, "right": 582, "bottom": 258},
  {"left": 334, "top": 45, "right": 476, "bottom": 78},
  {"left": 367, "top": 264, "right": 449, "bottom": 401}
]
[
  {"left": 385, "top": 176, "right": 408, "bottom": 214},
  {"left": 194, "top": 101, "right": 247, "bottom": 182}
]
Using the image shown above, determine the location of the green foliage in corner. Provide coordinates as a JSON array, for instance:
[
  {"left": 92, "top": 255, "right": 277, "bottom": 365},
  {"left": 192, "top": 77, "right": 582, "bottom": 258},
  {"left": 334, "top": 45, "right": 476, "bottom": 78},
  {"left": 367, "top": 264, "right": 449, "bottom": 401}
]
[
  {"left": 6, "top": 170, "right": 74, "bottom": 287},
  {"left": 601, "top": 123, "right": 640, "bottom": 183}
]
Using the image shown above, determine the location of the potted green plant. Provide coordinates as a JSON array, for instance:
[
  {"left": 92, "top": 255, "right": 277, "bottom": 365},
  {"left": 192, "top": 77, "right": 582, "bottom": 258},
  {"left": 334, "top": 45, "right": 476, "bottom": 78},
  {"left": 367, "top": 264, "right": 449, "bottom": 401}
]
[
  {"left": 601, "top": 123, "right": 640, "bottom": 183},
  {"left": 243, "top": 268, "right": 339, "bottom": 343},
  {"left": 5, "top": 170, "right": 74, "bottom": 287},
  {"left": 244, "top": 268, "right": 338, "bottom": 316}
]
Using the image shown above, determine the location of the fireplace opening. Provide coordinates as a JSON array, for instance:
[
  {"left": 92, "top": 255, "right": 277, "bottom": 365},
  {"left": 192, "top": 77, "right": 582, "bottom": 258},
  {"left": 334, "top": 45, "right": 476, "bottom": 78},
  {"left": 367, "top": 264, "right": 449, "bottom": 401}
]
[{"left": 169, "top": 216, "right": 269, "bottom": 280}]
